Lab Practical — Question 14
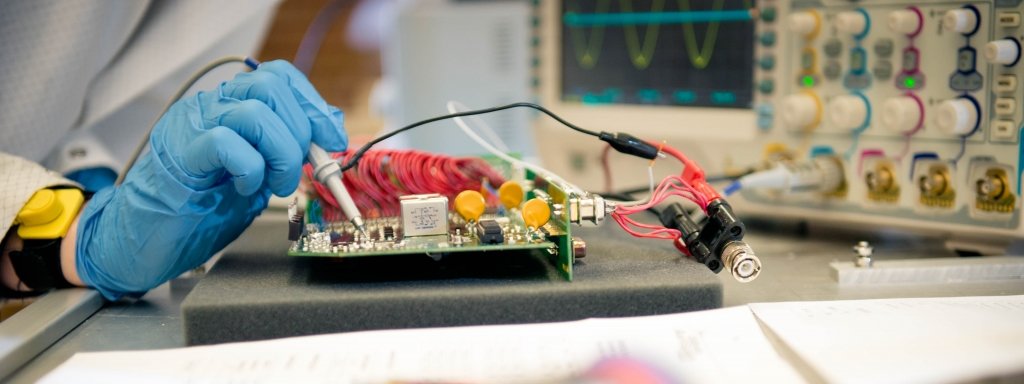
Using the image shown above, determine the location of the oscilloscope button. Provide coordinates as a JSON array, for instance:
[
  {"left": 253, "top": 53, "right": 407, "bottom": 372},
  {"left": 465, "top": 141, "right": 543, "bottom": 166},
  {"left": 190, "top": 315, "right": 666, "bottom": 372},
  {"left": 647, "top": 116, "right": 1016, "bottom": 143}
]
[
  {"left": 996, "top": 75, "right": 1018, "bottom": 93},
  {"left": 827, "top": 95, "right": 870, "bottom": 131},
  {"left": 998, "top": 12, "right": 1021, "bottom": 28},
  {"left": 901, "top": 48, "right": 920, "bottom": 71},
  {"left": 848, "top": 47, "right": 867, "bottom": 73},
  {"left": 881, "top": 96, "right": 923, "bottom": 134},
  {"left": 781, "top": 94, "right": 821, "bottom": 130},
  {"left": 787, "top": 11, "right": 819, "bottom": 37},
  {"left": 889, "top": 9, "right": 922, "bottom": 35},
  {"left": 944, "top": 8, "right": 979, "bottom": 35},
  {"left": 801, "top": 49, "right": 816, "bottom": 71},
  {"left": 761, "top": 6, "right": 777, "bottom": 22},
  {"left": 758, "top": 79, "right": 775, "bottom": 94},
  {"left": 824, "top": 38, "right": 843, "bottom": 58},
  {"left": 759, "top": 31, "right": 777, "bottom": 47},
  {"left": 992, "top": 120, "right": 1016, "bottom": 141},
  {"left": 757, "top": 104, "right": 775, "bottom": 130},
  {"left": 935, "top": 98, "right": 980, "bottom": 136},
  {"left": 995, "top": 98, "right": 1016, "bottom": 116},
  {"left": 836, "top": 11, "right": 869, "bottom": 36},
  {"left": 984, "top": 39, "right": 1021, "bottom": 66},
  {"left": 873, "top": 60, "right": 893, "bottom": 80},
  {"left": 824, "top": 60, "right": 842, "bottom": 80},
  {"left": 873, "top": 39, "right": 894, "bottom": 58},
  {"left": 956, "top": 47, "right": 977, "bottom": 72},
  {"left": 759, "top": 55, "right": 776, "bottom": 70}
]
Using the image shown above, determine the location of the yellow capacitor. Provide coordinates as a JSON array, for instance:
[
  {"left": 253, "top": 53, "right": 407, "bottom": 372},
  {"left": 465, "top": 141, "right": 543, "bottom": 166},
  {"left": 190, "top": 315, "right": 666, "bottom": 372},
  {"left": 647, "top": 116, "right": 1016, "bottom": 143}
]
[
  {"left": 497, "top": 181, "right": 524, "bottom": 209},
  {"left": 454, "top": 190, "right": 486, "bottom": 222},
  {"left": 521, "top": 198, "right": 551, "bottom": 229}
]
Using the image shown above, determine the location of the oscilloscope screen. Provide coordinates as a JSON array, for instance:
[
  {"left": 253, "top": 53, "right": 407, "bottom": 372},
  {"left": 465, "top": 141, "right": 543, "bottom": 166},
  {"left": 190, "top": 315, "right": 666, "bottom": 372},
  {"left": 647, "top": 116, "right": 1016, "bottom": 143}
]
[{"left": 560, "top": 0, "right": 754, "bottom": 109}]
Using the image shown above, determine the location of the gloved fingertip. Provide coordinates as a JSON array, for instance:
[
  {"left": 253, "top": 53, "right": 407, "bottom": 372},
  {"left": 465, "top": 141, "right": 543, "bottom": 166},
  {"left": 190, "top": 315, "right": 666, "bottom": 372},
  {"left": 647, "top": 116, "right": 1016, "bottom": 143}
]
[
  {"left": 313, "top": 106, "right": 348, "bottom": 151},
  {"left": 269, "top": 174, "right": 300, "bottom": 197},
  {"left": 329, "top": 105, "right": 344, "bottom": 124},
  {"left": 259, "top": 60, "right": 305, "bottom": 79},
  {"left": 233, "top": 172, "right": 264, "bottom": 196}
]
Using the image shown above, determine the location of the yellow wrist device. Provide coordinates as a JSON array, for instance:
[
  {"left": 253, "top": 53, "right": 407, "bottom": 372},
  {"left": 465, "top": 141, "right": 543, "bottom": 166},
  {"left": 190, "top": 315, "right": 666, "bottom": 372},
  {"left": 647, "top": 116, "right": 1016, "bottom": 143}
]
[
  {"left": 7, "top": 188, "right": 84, "bottom": 292},
  {"left": 15, "top": 188, "right": 85, "bottom": 240}
]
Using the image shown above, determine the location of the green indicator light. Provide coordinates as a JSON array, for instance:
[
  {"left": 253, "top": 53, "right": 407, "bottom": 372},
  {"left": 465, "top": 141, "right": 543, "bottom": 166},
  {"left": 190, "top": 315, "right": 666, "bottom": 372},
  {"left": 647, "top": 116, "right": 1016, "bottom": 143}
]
[
  {"left": 802, "top": 75, "right": 815, "bottom": 87},
  {"left": 904, "top": 77, "right": 916, "bottom": 88}
]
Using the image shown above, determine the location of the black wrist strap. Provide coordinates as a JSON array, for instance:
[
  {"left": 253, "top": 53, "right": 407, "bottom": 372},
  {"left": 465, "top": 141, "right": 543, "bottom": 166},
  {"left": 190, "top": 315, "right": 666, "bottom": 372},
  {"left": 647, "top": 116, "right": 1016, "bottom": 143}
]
[{"left": 9, "top": 239, "right": 73, "bottom": 291}]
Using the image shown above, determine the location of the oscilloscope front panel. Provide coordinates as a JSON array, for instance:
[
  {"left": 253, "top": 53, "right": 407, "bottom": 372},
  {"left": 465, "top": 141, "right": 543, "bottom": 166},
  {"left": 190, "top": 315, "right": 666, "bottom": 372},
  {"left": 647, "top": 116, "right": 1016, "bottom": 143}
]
[
  {"left": 745, "top": 0, "right": 1024, "bottom": 239},
  {"left": 535, "top": 0, "right": 1024, "bottom": 240}
]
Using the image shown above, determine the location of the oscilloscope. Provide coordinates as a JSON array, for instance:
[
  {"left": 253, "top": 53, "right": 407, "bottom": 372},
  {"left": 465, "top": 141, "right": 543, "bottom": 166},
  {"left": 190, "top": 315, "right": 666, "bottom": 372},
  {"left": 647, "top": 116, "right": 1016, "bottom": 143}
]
[
  {"left": 534, "top": 0, "right": 758, "bottom": 143},
  {"left": 535, "top": 0, "right": 1024, "bottom": 248}
]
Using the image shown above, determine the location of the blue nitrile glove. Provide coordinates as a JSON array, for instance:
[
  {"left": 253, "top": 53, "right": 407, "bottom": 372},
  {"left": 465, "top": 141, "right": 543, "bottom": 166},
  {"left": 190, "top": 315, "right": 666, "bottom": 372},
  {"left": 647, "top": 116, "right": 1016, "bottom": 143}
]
[{"left": 76, "top": 60, "right": 347, "bottom": 300}]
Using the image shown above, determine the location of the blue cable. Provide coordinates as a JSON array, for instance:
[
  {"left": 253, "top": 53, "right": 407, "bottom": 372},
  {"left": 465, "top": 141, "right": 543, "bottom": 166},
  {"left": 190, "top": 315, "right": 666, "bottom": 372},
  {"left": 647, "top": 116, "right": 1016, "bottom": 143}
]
[
  {"left": 723, "top": 181, "right": 742, "bottom": 196},
  {"left": 244, "top": 57, "right": 261, "bottom": 70}
]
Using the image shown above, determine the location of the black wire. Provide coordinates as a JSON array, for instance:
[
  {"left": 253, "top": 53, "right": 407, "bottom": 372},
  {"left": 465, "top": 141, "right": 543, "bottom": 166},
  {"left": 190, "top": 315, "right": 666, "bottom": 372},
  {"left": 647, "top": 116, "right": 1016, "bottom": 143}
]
[{"left": 339, "top": 102, "right": 599, "bottom": 172}]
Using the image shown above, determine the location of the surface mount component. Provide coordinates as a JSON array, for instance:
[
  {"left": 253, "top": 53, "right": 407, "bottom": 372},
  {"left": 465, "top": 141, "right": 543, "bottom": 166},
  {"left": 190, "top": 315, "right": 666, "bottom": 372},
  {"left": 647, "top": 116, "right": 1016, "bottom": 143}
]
[
  {"left": 290, "top": 178, "right": 581, "bottom": 281},
  {"left": 476, "top": 219, "right": 505, "bottom": 244},
  {"left": 400, "top": 194, "right": 449, "bottom": 237}
]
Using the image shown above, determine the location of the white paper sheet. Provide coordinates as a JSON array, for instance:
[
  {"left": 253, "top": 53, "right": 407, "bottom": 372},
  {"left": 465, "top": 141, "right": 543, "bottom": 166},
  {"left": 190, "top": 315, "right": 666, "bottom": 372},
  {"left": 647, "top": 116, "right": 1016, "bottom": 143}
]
[
  {"left": 39, "top": 307, "right": 803, "bottom": 384},
  {"left": 750, "top": 295, "right": 1024, "bottom": 384}
]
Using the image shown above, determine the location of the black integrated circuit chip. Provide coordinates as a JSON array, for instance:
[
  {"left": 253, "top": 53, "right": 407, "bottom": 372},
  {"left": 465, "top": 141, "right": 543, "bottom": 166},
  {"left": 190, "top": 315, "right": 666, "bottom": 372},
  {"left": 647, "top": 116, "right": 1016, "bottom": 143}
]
[{"left": 476, "top": 219, "right": 504, "bottom": 244}]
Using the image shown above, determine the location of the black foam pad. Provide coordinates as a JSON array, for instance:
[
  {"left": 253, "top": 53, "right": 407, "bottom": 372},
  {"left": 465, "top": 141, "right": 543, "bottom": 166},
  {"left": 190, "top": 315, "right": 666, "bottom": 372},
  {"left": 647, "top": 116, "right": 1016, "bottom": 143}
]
[{"left": 182, "top": 215, "right": 722, "bottom": 345}]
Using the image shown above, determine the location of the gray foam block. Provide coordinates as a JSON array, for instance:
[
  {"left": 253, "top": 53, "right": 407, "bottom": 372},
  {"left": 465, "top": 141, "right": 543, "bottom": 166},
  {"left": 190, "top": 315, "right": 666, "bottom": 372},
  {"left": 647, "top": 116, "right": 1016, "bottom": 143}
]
[{"left": 182, "top": 215, "right": 722, "bottom": 345}]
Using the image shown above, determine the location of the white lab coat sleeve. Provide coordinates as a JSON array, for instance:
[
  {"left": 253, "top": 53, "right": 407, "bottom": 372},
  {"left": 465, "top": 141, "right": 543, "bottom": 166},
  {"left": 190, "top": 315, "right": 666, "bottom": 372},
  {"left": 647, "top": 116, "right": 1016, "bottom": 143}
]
[
  {"left": 46, "top": 131, "right": 120, "bottom": 177},
  {"left": 0, "top": 153, "right": 81, "bottom": 238},
  {"left": 48, "top": 0, "right": 281, "bottom": 173},
  {"left": 0, "top": 1, "right": 150, "bottom": 163}
]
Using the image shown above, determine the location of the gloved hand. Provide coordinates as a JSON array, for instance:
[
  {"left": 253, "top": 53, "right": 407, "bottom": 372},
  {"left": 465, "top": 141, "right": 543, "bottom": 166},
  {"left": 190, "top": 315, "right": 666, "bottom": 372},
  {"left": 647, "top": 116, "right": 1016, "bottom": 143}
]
[{"left": 75, "top": 60, "right": 347, "bottom": 300}]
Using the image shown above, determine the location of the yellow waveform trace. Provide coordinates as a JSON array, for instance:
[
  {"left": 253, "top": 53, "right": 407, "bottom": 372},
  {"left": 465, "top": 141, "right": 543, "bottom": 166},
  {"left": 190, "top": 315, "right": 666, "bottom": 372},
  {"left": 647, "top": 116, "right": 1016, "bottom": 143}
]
[
  {"left": 680, "top": 0, "right": 724, "bottom": 70},
  {"left": 569, "top": 0, "right": 610, "bottom": 69},
  {"left": 566, "top": 0, "right": 741, "bottom": 70}
]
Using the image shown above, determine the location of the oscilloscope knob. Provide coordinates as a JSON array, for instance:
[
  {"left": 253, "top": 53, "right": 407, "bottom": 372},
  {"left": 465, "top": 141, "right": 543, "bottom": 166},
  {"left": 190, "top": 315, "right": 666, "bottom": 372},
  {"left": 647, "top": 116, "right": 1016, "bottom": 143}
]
[
  {"left": 881, "top": 96, "right": 923, "bottom": 134},
  {"left": 827, "top": 95, "right": 869, "bottom": 131},
  {"left": 781, "top": 94, "right": 821, "bottom": 131},
  {"left": 984, "top": 39, "right": 1021, "bottom": 66},
  {"left": 935, "top": 98, "right": 979, "bottom": 136},
  {"left": 888, "top": 9, "right": 922, "bottom": 35},
  {"left": 836, "top": 11, "right": 869, "bottom": 36},
  {"left": 943, "top": 8, "right": 978, "bottom": 34},
  {"left": 787, "top": 11, "right": 819, "bottom": 37}
]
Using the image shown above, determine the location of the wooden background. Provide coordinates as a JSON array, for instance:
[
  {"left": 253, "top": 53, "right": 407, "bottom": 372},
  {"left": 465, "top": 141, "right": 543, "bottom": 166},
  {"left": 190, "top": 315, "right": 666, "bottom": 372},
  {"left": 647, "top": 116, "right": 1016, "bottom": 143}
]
[{"left": 256, "top": 0, "right": 384, "bottom": 140}]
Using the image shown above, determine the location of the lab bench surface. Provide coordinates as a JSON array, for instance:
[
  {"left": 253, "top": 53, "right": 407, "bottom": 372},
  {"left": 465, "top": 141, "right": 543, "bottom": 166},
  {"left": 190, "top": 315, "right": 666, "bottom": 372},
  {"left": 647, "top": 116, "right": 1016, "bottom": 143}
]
[
  {"left": 8, "top": 213, "right": 1024, "bottom": 383},
  {"left": 180, "top": 215, "right": 722, "bottom": 345}
]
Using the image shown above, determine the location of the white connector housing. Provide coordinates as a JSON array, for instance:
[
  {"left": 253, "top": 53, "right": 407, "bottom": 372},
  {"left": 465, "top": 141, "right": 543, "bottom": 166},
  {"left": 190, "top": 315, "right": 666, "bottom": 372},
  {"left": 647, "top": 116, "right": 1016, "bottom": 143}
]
[{"left": 569, "top": 194, "right": 606, "bottom": 226}]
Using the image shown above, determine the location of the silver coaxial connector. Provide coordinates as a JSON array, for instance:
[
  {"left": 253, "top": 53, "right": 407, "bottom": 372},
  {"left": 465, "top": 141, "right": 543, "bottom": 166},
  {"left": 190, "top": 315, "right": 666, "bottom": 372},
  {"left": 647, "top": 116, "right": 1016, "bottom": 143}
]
[{"left": 721, "top": 241, "right": 762, "bottom": 282}]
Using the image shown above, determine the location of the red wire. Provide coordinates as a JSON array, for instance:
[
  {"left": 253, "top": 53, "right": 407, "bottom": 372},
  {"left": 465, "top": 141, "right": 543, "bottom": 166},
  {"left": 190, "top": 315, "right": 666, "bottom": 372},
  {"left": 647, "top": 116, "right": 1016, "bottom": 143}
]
[
  {"left": 601, "top": 144, "right": 613, "bottom": 193},
  {"left": 657, "top": 142, "right": 721, "bottom": 203},
  {"left": 304, "top": 149, "right": 507, "bottom": 219},
  {"left": 607, "top": 141, "right": 725, "bottom": 257}
]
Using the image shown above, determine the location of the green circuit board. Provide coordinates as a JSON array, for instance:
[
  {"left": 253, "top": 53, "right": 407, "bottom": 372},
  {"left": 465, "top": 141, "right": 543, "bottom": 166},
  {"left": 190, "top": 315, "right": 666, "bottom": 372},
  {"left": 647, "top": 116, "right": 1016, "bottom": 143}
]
[
  {"left": 287, "top": 179, "right": 578, "bottom": 280},
  {"left": 289, "top": 215, "right": 560, "bottom": 257}
]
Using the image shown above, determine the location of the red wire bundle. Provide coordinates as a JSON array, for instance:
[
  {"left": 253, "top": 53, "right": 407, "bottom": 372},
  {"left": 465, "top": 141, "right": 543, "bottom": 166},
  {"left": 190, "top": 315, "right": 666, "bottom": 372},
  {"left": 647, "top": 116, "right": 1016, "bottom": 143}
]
[
  {"left": 304, "top": 149, "right": 506, "bottom": 220},
  {"left": 608, "top": 141, "right": 721, "bottom": 253},
  {"left": 610, "top": 175, "right": 708, "bottom": 240}
]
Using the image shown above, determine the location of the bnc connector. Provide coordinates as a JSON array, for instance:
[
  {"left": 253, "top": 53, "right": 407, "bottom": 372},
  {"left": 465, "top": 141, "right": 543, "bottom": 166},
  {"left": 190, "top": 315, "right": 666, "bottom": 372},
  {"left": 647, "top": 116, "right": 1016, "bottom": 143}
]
[
  {"left": 721, "top": 241, "right": 761, "bottom": 282},
  {"left": 568, "top": 194, "right": 607, "bottom": 226}
]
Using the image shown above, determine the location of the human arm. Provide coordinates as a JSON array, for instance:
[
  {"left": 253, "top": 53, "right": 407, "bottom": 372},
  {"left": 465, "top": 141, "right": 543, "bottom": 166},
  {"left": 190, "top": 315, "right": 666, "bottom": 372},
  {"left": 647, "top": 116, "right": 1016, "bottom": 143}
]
[{"left": 2, "top": 60, "right": 346, "bottom": 300}]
